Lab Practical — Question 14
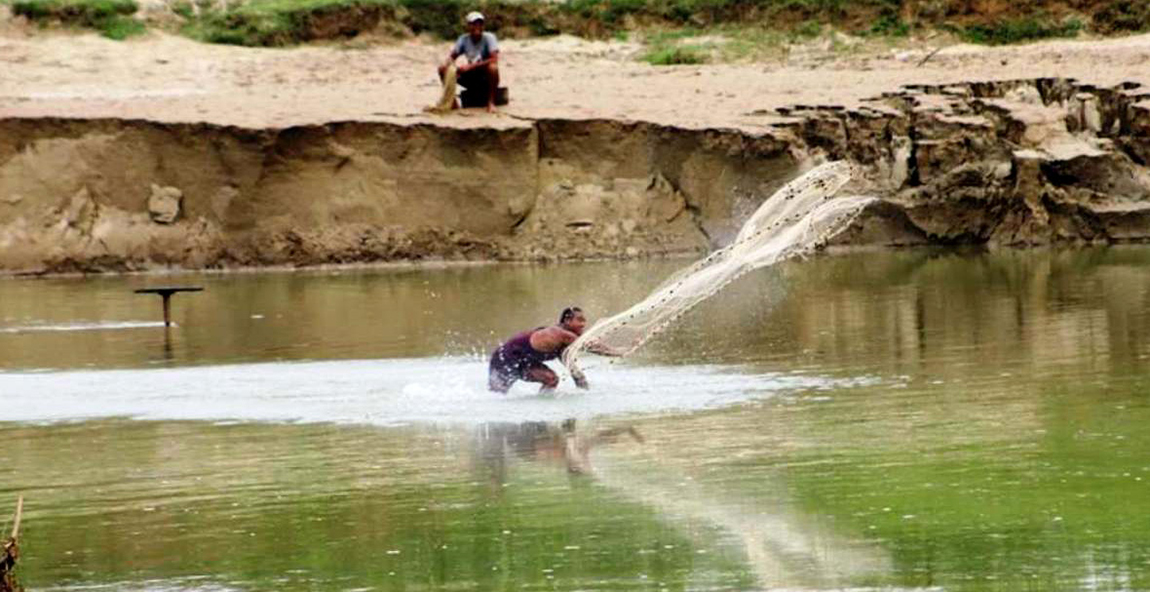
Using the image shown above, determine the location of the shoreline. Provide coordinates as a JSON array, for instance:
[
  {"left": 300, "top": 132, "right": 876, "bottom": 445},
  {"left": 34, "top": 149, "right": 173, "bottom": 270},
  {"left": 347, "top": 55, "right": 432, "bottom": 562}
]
[{"left": 9, "top": 242, "right": 1150, "bottom": 281}]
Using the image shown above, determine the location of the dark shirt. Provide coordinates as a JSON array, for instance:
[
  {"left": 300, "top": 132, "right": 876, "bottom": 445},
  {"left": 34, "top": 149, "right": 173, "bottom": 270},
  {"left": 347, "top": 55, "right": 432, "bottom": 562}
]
[{"left": 491, "top": 327, "right": 563, "bottom": 371}]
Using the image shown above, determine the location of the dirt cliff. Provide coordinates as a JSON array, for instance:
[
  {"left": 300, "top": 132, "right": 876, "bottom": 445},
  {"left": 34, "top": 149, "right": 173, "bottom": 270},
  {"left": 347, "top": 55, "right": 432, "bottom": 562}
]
[
  {"left": 1, "top": 78, "right": 1148, "bottom": 274},
  {"left": 0, "top": 117, "right": 776, "bottom": 272}
]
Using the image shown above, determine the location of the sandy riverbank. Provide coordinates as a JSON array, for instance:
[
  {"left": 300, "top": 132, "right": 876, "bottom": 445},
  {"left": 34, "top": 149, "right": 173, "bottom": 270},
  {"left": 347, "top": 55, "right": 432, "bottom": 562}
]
[{"left": 3, "top": 30, "right": 1149, "bottom": 129}]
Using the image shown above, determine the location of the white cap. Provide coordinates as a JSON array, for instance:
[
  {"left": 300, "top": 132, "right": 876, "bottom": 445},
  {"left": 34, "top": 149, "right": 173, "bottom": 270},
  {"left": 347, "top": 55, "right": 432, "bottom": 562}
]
[{"left": 465, "top": 11, "right": 484, "bottom": 23}]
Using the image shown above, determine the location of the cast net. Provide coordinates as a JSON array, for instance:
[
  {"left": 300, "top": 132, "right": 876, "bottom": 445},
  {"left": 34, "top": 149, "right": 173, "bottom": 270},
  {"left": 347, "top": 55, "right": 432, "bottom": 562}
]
[
  {"left": 562, "top": 160, "right": 875, "bottom": 381},
  {"left": 424, "top": 63, "right": 457, "bottom": 113}
]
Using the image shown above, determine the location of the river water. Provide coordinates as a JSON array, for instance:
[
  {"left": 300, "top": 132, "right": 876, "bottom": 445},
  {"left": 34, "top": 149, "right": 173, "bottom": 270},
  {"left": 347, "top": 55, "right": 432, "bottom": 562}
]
[{"left": 1, "top": 248, "right": 1149, "bottom": 591}]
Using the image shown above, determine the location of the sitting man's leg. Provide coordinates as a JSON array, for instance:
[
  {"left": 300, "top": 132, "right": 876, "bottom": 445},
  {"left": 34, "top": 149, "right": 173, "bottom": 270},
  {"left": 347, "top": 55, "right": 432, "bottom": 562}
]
[
  {"left": 457, "top": 65, "right": 493, "bottom": 109},
  {"left": 484, "top": 62, "right": 499, "bottom": 112}
]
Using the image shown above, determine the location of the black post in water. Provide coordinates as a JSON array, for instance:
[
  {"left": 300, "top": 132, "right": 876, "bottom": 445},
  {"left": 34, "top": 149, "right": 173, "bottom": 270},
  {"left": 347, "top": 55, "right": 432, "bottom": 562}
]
[{"left": 134, "top": 287, "right": 203, "bottom": 327}]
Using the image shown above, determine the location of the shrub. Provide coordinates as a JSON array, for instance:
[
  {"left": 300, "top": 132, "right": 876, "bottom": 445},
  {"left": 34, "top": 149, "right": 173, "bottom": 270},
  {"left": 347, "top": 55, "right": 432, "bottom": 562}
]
[
  {"left": 642, "top": 44, "right": 707, "bottom": 64},
  {"left": 868, "top": 13, "right": 909, "bottom": 37},
  {"left": 11, "top": 0, "right": 138, "bottom": 25},
  {"left": 957, "top": 17, "right": 1083, "bottom": 45},
  {"left": 1093, "top": 0, "right": 1150, "bottom": 34},
  {"left": 98, "top": 13, "right": 145, "bottom": 37}
]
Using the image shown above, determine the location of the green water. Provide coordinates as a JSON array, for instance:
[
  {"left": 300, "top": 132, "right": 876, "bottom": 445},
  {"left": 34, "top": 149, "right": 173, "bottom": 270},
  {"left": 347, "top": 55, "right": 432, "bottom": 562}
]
[{"left": 2, "top": 247, "right": 1149, "bottom": 591}]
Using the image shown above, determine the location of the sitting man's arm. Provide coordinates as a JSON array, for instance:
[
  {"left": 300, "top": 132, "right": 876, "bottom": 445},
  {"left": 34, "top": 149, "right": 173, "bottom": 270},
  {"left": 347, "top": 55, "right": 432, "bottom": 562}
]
[
  {"left": 460, "top": 33, "right": 498, "bottom": 73},
  {"left": 459, "top": 49, "right": 498, "bottom": 73}
]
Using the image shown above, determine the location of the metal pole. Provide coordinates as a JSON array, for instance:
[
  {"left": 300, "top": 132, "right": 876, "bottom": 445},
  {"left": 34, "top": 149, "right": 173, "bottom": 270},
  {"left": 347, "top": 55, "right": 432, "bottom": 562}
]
[{"left": 162, "top": 293, "right": 172, "bottom": 327}]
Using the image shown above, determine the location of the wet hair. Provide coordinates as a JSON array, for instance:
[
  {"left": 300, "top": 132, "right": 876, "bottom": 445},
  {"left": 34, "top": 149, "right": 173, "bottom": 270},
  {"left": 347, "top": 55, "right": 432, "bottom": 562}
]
[{"left": 560, "top": 306, "right": 583, "bottom": 325}]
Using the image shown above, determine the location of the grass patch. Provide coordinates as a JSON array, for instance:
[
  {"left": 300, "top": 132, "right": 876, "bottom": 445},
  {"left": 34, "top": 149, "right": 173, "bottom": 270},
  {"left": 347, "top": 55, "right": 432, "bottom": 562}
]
[
  {"left": 183, "top": 0, "right": 394, "bottom": 46},
  {"left": 182, "top": 0, "right": 532, "bottom": 46},
  {"left": 97, "top": 13, "right": 145, "bottom": 37},
  {"left": 10, "top": 0, "right": 145, "bottom": 39},
  {"left": 639, "top": 26, "right": 710, "bottom": 65},
  {"left": 10, "top": 0, "right": 137, "bottom": 25},
  {"left": 642, "top": 43, "right": 707, "bottom": 65},
  {"left": 867, "top": 13, "right": 909, "bottom": 37},
  {"left": 953, "top": 16, "right": 1084, "bottom": 45},
  {"left": 170, "top": 0, "right": 193, "bottom": 19},
  {"left": 15, "top": 0, "right": 1117, "bottom": 49},
  {"left": 791, "top": 19, "right": 821, "bottom": 39}
]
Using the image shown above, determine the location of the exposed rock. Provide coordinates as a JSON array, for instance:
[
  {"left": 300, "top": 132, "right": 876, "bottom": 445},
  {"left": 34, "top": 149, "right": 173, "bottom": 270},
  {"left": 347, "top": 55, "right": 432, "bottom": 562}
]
[
  {"left": 148, "top": 184, "right": 182, "bottom": 224},
  {"left": 784, "top": 77, "right": 1150, "bottom": 246}
]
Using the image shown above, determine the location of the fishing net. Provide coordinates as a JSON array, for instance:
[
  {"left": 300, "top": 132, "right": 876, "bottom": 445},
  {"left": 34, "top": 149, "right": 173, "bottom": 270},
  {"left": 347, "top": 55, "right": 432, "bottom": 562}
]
[
  {"left": 562, "top": 161, "right": 875, "bottom": 381},
  {"left": 424, "top": 63, "right": 458, "bottom": 114}
]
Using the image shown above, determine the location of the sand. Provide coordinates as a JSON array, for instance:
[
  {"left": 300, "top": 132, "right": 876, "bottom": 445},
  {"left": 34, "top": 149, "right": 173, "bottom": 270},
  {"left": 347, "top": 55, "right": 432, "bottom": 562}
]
[{"left": 2, "top": 27, "right": 1150, "bottom": 131}]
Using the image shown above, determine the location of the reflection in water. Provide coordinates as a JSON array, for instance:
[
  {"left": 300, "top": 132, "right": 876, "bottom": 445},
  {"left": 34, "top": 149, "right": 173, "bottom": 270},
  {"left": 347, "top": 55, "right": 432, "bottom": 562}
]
[
  {"left": 474, "top": 420, "right": 645, "bottom": 480},
  {"left": 473, "top": 420, "right": 891, "bottom": 590},
  {"left": 162, "top": 326, "right": 174, "bottom": 362},
  {"left": 0, "top": 262, "right": 688, "bottom": 370},
  {"left": 591, "top": 457, "right": 892, "bottom": 590}
]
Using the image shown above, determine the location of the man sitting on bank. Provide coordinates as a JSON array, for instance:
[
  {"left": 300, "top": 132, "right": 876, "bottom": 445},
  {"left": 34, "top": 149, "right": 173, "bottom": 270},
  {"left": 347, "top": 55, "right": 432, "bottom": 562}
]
[{"left": 438, "top": 11, "right": 500, "bottom": 112}]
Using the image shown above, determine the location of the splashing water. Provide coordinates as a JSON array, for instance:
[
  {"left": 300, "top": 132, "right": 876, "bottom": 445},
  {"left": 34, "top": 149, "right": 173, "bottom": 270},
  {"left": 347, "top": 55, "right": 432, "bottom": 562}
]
[
  {"left": 0, "top": 357, "right": 870, "bottom": 425},
  {"left": 563, "top": 161, "right": 874, "bottom": 380}
]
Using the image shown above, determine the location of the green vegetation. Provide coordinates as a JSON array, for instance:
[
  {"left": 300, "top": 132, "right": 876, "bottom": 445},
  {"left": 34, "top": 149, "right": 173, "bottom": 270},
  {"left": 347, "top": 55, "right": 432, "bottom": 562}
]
[
  {"left": 169, "top": 0, "right": 193, "bottom": 18},
  {"left": 792, "top": 19, "right": 821, "bottom": 39},
  {"left": 636, "top": 26, "right": 791, "bottom": 65},
  {"left": 4, "top": 0, "right": 1118, "bottom": 48},
  {"left": 9, "top": 0, "right": 126, "bottom": 22},
  {"left": 638, "top": 28, "right": 715, "bottom": 65},
  {"left": 10, "top": 0, "right": 137, "bottom": 23},
  {"left": 867, "top": 13, "right": 909, "bottom": 37},
  {"left": 97, "top": 13, "right": 145, "bottom": 37},
  {"left": 1094, "top": 0, "right": 1150, "bottom": 34},
  {"left": 9, "top": 0, "right": 145, "bottom": 38},
  {"left": 952, "top": 16, "right": 1084, "bottom": 45},
  {"left": 642, "top": 43, "right": 707, "bottom": 65}
]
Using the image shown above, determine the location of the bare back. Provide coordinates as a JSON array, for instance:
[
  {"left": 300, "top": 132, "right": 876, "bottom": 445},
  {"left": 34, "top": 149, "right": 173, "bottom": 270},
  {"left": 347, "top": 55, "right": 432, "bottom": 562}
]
[{"left": 528, "top": 325, "right": 578, "bottom": 354}]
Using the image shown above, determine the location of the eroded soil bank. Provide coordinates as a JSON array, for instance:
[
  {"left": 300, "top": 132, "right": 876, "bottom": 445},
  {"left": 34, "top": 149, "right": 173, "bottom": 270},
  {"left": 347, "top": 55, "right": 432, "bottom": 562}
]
[{"left": 1, "top": 76, "right": 1149, "bottom": 274}]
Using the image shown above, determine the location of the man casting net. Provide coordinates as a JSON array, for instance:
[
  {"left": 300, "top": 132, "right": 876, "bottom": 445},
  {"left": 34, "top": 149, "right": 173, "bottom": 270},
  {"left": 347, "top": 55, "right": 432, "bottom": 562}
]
[{"left": 562, "top": 161, "right": 875, "bottom": 385}]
